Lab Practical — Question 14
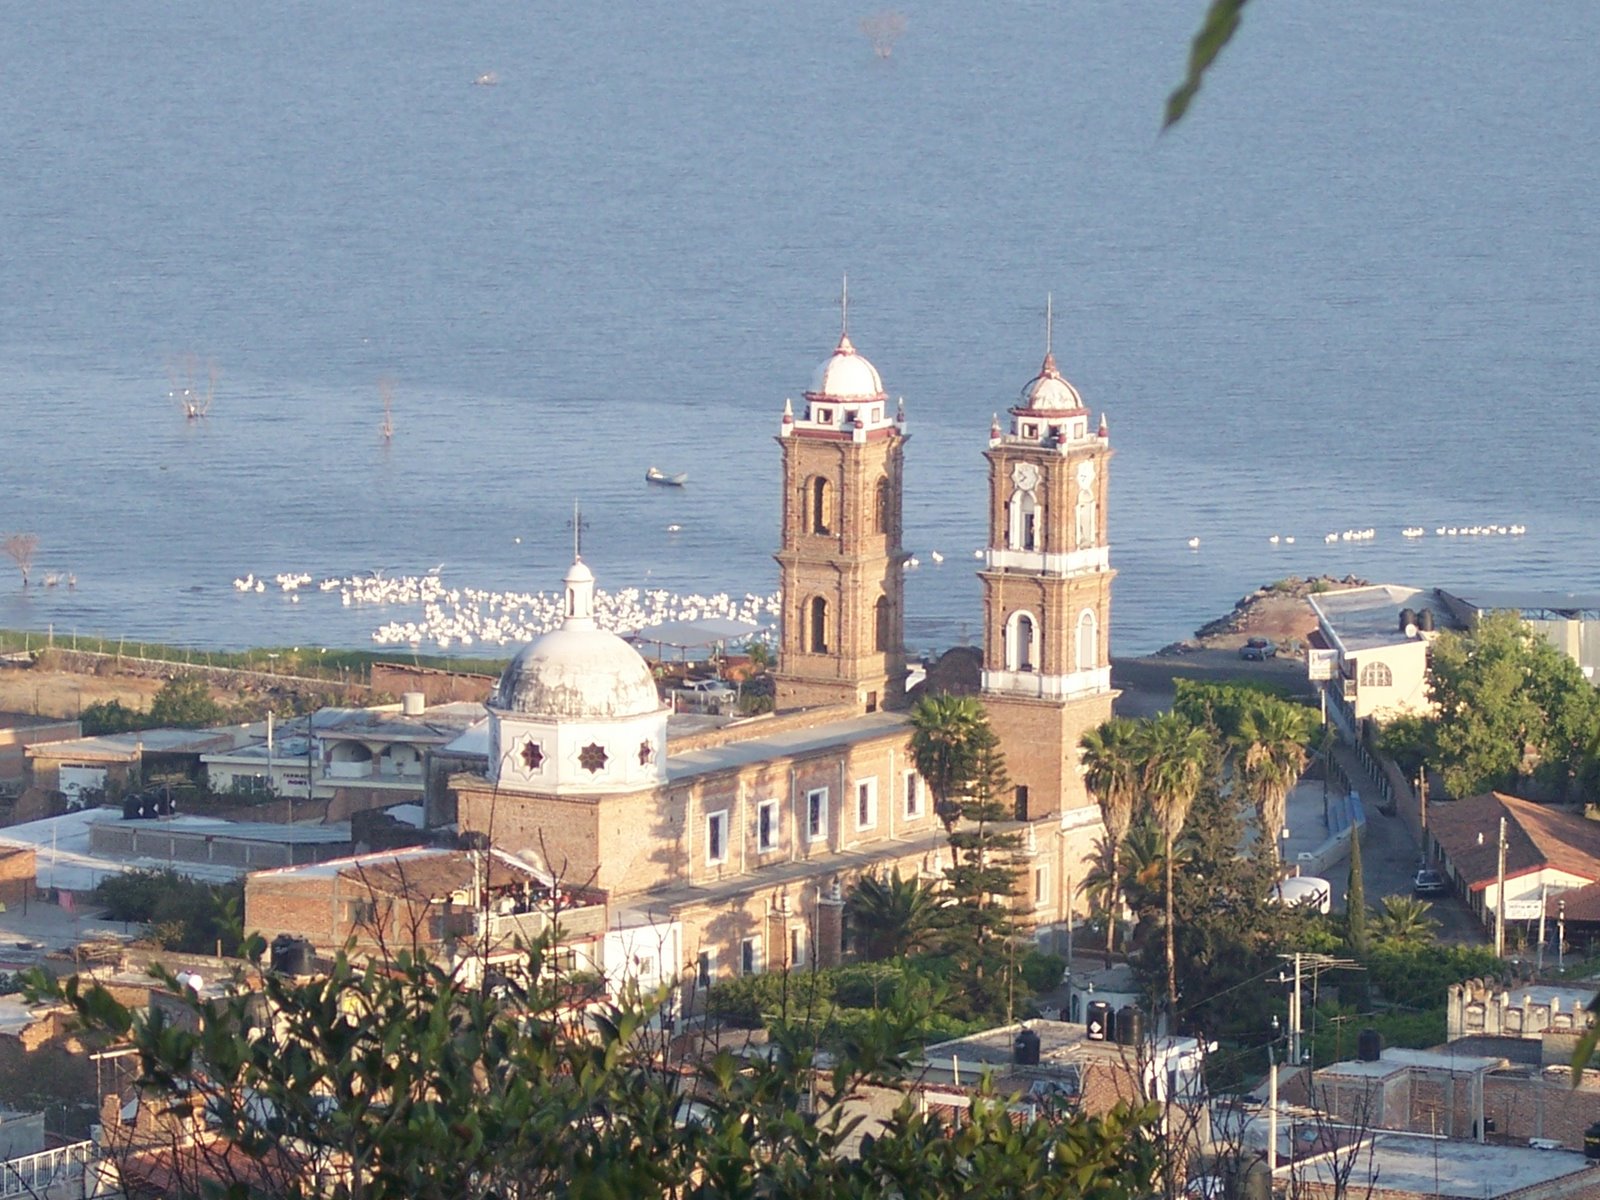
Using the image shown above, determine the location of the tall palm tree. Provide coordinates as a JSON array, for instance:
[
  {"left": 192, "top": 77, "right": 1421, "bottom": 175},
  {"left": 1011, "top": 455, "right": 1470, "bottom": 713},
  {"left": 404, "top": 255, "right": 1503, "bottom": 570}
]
[
  {"left": 844, "top": 870, "right": 943, "bottom": 960},
  {"left": 1081, "top": 716, "right": 1144, "bottom": 961},
  {"left": 908, "top": 694, "right": 988, "bottom": 863},
  {"left": 1237, "top": 698, "right": 1314, "bottom": 864},
  {"left": 1140, "top": 711, "right": 1212, "bottom": 1018}
]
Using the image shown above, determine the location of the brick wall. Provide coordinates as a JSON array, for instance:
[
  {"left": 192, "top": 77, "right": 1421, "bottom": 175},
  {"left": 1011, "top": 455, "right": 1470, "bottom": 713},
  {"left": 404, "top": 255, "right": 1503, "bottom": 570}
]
[
  {"left": 370, "top": 663, "right": 496, "bottom": 706},
  {"left": 0, "top": 845, "right": 34, "bottom": 907}
]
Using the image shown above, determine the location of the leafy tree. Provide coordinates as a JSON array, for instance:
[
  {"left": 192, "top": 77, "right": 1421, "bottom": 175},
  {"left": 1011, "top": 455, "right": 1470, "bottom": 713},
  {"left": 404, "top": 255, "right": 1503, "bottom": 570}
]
[
  {"left": 30, "top": 943, "right": 1164, "bottom": 1200},
  {"left": 1081, "top": 716, "right": 1144, "bottom": 961},
  {"left": 845, "top": 870, "right": 942, "bottom": 961},
  {"left": 1172, "top": 678, "right": 1290, "bottom": 745},
  {"left": 1372, "top": 895, "right": 1438, "bottom": 950},
  {"left": 94, "top": 869, "right": 245, "bottom": 956},
  {"left": 1236, "top": 697, "right": 1314, "bottom": 865},
  {"left": 80, "top": 698, "right": 149, "bottom": 736},
  {"left": 1139, "top": 712, "right": 1213, "bottom": 1016},
  {"left": 1346, "top": 829, "right": 1368, "bottom": 958},
  {"left": 908, "top": 693, "right": 989, "bottom": 847},
  {"left": 147, "top": 674, "right": 226, "bottom": 729}
]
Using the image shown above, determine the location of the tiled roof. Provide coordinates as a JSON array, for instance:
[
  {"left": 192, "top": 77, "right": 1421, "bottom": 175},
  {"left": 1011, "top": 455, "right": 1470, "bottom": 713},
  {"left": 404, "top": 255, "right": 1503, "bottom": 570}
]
[{"left": 1429, "top": 792, "right": 1600, "bottom": 891}]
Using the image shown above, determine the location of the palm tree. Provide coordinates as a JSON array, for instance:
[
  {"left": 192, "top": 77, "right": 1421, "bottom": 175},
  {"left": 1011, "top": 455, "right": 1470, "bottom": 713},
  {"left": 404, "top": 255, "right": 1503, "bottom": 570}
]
[
  {"left": 1081, "top": 716, "right": 1144, "bottom": 962},
  {"left": 908, "top": 694, "right": 988, "bottom": 861},
  {"left": 1373, "top": 894, "right": 1439, "bottom": 949},
  {"left": 845, "top": 870, "right": 943, "bottom": 960},
  {"left": 1140, "top": 711, "right": 1212, "bottom": 1017},
  {"left": 1237, "top": 698, "right": 1314, "bottom": 864}
]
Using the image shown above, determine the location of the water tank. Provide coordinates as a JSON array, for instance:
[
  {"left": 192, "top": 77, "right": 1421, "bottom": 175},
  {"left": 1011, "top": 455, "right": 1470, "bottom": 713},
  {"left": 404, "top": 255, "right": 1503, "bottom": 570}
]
[
  {"left": 1398, "top": 608, "right": 1417, "bottom": 633},
  {"left": 1357, "top": 1028, "right": 1383, "bottom": 1062},
  {"left": 1117, "top": 1005, "right": 1144, "bottom": 1046},
  {"left": 1584, "top": 1123, "right": 1600, "bottom": 1160},
  {"left": 1086, "top": 1000, "right": 1114, "bottom": 1042},
  {"left": 1419, "top": 609, "right": 1436, "bottom": 632},
  {"left": 1013, "top": 1027, "right": 1041, "bottom": 1066},
  {"left": 270, "top": 934, "right": 312, "bottom": 977},
  {"left": 402, "top": 691, "right": 426, "bottom": 716}
]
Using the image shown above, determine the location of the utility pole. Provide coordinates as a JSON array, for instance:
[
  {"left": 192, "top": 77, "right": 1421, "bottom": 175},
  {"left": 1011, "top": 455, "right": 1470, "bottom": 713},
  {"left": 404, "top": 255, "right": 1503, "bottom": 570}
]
[
  {"left": 1267, "top": 1038, "right": 1279, "bottom": 1178},
  {"left": 1494, "top": 816, "right": 1507, "bottom": 958},
  {"left": 1290, "top": 952, "right": 1303, "bottom": 1067}
]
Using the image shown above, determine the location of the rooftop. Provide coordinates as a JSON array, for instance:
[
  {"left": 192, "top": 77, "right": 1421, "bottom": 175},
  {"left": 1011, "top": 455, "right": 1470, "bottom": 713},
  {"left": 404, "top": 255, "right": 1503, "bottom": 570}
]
[
  {"left": 1427, "top": 792, "right": 1600, "bottom": 891},
  {"left": 24, "top": 727, "right": 244, "bottom": 762},
  {"left": 312, "top": 702, "right": 485, "bottom": 742},
  {"left": 1292, "top": 1132, "right": 1595, "bottom": 1199},
  {"left": 1438, "top": 588, "right": 1600, "bottom": 620},
  {"left": 666, "top": 710, "right": 909, "bottom": 782},
  {"left": 1309, "top": 584, "right": 1451, "bottom": 655},
  {"left": 1318, "top": 1047, "right": 1504, "bottom": 1080}
]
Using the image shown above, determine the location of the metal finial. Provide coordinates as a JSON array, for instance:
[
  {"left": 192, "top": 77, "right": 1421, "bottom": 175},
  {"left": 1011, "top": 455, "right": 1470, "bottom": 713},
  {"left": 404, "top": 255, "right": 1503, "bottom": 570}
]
[
  {"left": 1046, "top": 292, "right": 1054, "bottom": 356},
  {"left": 841, "top": 274, "right": 849, "bottom": 338},
  {"left": 569, "top": 500, "right": 587, "bottom": 560}
]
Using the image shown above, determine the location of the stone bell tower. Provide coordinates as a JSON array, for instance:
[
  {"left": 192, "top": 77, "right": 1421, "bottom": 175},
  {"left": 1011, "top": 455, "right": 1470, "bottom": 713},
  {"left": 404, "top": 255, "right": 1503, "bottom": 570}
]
[
  {"left": 773, "top": 297, "right": 908, "bottom": 713},
  {"left": 979, "top": 309, "right": 1115, "bottom": 819}
]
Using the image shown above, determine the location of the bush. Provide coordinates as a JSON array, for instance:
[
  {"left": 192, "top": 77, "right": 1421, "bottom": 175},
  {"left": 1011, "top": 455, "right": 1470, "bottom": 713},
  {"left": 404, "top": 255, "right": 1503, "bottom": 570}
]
[
  {"left": 1020, "top": 950, "right": 1066, "bottom": 994},
  {"left": 1366, "top": 943, "right": 1506, "bottom": 1010},
  {"left": 94, "top": 869, "right": 244, "bottom": 956},
  {"left": 80, "top": 699, "right": 148, "bottom": 736}
]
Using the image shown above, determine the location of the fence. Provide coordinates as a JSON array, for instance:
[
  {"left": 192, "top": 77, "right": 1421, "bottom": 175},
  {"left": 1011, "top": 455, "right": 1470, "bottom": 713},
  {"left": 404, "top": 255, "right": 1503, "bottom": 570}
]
[{"left": 1, "top": 1141, "right": 94, "bottom": 1198}]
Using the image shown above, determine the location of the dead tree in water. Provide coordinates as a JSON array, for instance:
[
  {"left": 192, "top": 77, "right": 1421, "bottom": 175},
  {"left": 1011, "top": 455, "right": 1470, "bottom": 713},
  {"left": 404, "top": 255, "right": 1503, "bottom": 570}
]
[
  {"left": 379, "top": 377, "right": 396, "bottom": 442},
  {"left": 2, "top": 533, "right": 38, "bottom": 587},
  {"left": 860, "top": 10, "right": 907, "bottom": 58},
  {"left": 168, "top": 353, "right": 218, "bottom": 420}
]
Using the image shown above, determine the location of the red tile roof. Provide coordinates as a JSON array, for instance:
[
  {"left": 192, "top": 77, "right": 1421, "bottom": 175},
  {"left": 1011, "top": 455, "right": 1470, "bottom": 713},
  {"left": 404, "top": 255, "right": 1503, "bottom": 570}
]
[{"left": 1429, "top": 792, "right": 1600, "bottom": 892}]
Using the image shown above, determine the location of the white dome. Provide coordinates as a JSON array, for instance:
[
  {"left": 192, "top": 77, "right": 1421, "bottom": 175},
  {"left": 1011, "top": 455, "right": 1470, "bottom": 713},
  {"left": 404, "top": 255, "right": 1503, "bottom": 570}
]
[
  {"left": 494, "top": 628, "right": 661, "bottom": 720},
  {"left": 1019, "top": 353, "right": 1084, "bottom": 412},
  {"left": 809, "top": 335, "right": 885, "bottom": 399}
]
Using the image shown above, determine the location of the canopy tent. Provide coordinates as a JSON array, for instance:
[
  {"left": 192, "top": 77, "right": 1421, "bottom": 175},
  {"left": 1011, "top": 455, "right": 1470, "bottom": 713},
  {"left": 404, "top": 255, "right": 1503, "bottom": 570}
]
[{"left": 624, "top": 618, "right": 761, "bottom": 661}]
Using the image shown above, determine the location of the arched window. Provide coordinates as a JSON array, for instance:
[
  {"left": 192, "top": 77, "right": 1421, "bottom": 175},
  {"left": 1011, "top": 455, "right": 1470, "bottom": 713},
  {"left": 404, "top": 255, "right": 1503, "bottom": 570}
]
[
  {"left": 1007, "top": 490, "right": 1039, "bottom": 551},
  {"left": 1076, "top": 609, "right": 1098, "bottom": 671},
  {"left": 874, "top": 477, "right": 891, "bottom": 535},
  {"left": 808, "top": 477, "right": 833, "bottom": 535},
  {"left": 1075, "top": 490, "right": 1096, "bottom": 549},
  {"left": 808, "top": 596, "right": 829, "bottom": 653},
  {"left": 1005, "top": 611, "right": 1040, "bottom": 673},
  {"left": 875, "top": 595, "right": 891, "bottom": 652},
  {"left": 1359, "top": 660, "right": 1392, "bottom": 687}
]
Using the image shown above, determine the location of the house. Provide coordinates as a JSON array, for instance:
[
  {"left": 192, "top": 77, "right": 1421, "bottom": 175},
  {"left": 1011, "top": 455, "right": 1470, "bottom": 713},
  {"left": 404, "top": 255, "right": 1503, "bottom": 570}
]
[
  {"left": 1307, "top": 584, "right": 1450, "bottom": 729},
  {"left": 24, "top": 727, "right": 244, "bottom": 801}
]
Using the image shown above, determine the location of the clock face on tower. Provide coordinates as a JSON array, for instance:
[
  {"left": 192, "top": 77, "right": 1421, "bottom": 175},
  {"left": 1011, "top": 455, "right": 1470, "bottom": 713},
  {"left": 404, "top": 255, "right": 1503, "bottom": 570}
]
[
  {"left": 1011, "top": 462, "right": 1040, "bottom": 491},
  {"left": 1076, "top": 460, "right": 1096, "bottom": 490}
]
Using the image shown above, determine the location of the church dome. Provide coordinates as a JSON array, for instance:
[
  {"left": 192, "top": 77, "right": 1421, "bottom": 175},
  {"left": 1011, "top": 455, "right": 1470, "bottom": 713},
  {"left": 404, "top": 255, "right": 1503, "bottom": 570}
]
[
  {"left": 809, "top": 335, "right": 886, "bottom": 399},
  {"left": 492, "top": 559, "right": 662, "bottom": 721},
  {"left": 1018, "top": 352, "right": 1083, "bottom": 412}
]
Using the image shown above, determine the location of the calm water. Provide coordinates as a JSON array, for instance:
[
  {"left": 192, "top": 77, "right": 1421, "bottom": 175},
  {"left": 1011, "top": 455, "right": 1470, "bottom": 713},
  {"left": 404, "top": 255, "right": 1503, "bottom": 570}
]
[{"left": 1, "top": 2, "right": 1596, "bottom": 657}]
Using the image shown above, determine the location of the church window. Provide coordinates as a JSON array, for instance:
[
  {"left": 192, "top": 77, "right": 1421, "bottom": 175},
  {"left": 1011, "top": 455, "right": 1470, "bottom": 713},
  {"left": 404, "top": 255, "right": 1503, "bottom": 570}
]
[
  {"left": 696, "top": 950, "right": 716, "bottom": 989},
  {"left": 757, "top": 800, "right": 779, "bottom": 851},
  {"left": 816, "top": 407, "right": 833, "bottom": 424},
  {"left": 520, "top": 741, "right": 544, "bottom": 772},
  {"left": 1008, "top": 490, "right": 1039, "bottom": 551},
  {"left": 638, "top": 740, "right": 655, "bottom": 766},
  {"left": 1006, "top": 611, "right": 1040, "bottom": 673},
  {"left": 874, "top": 595, "right": 891, "bottom": 652},
  {"left": 706, "top": 811, "right": 728, "bottom": 865},
  {"left": 809, "top": 476, "right": 834, "bottom": 534},
  {"left": 790, "top": 927, "right": 806, "bottom": 967},
  {"left": 579, "top": 743, "right": 608, "bottom": 773},
  {"left": 806, "top": 787, "right": 829, "bottom": 842},
  {"left": 1359, "top": 661, "right": 1393, "bottom": 688},
  {"left": 1076, "top": 489, "right": 1096, "bottom": 549},
  {"left": 1023, "top": 423, "right": 1038, "bottom": 439},
  {"left": 1076, "top": 609, "right": 1099, "bottom": 671},
  {"left": 874, "top": 477, "right": 891, "bottom": 534},
  {"left": 808, "top": 596, "right": 829, "bottom": 653},
  {"left": 857, "top": 778, "right": 878, "bottom": 831},
  {"left": 1034, "top": 865, "right": 1049, "bottom": 907},
  {"left": 741, "top": 937, "right": 761, "bottom": 976},
  {"left": 904, "top": 771, "right": 924, "bottom": 818}
]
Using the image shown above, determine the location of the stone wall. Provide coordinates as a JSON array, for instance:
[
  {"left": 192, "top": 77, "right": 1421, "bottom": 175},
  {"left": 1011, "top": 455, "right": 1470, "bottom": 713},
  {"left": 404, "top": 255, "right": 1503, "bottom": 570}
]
[{"left": 1448, "top": 979, "right": 1594, "bottom": 1041}]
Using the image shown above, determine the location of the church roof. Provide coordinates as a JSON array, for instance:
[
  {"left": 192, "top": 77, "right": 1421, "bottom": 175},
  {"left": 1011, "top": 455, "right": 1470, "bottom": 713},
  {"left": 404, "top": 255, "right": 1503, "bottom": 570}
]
[{"left": 808, "top": 334, "right": 885, "bottom": 400}]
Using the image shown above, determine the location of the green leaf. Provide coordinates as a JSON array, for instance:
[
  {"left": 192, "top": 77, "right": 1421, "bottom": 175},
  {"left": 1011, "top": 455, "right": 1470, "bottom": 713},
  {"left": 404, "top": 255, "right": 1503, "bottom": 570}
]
[{"left": 1165, "top": 0, "right": 1252, "bottom": 129}]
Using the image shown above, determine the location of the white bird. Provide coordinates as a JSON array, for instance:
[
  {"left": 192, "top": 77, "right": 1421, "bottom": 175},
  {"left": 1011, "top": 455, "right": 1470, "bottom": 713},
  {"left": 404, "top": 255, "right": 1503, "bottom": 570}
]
[
  {"left": 930, "top": 550, "right": 944, "bottom": 564},
  {"left": 666, "top": 524, "right": 682, "bottom": 533},
  {"left": 973, "top": 549, "right": 985, "bottom": 559},
  {"left": 1187, "top": 537, "right": 1200, "bottom": 549},
  {"left": 1285, "top": 536, "right": 1295, "bottom": 544},
  {"left": 1325, "top": 533, "right": 1338, "bottom": 544},
  {"left": 1268, "top": 535, "right": 1280, "bottom": 545}
]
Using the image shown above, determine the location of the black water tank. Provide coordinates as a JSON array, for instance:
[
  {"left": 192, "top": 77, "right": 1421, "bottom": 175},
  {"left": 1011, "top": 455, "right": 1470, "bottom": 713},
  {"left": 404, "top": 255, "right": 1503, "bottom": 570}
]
[
  {"left": 1357, "top": 1028, "right": 1383, "bottom": 1062},
  {"left": 1398, "top": 608, "right": 1417, "bottom": 633},
  {"left": 270, "top": 934, "right": 311, "bottom": 976},
  {"left": 1013, "top": 1027, "right": 1041, "bottom": 1066},
  {"left": 1585, "top": 1122, "right": 1600, "bottom": 1160},
  {"left": 1419, "top": 609, "right": 1436, "bottom": 632},
  {"left": 1086, "top": 1000, "right": 1114, "bottom": 1042},
  {"left": 1117, "top": 1006, "right": 1144, "bottom": 1046}
]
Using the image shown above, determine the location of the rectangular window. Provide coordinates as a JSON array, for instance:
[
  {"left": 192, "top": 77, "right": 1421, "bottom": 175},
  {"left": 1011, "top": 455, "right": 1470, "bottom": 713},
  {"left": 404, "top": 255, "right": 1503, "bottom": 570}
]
[
  {"left": 1014, "top": 785, "right": 1030, "bottom": 821},
  {"left": 741, "top": 937, "right": 761, "bottom": 976},
  {"left": 856, "top": 778, "right": 878, "bottom": 831},
  {"left": 706, "top": 811, "right": 728, "bottom": 865},
  {"left": 806, "top": 788, "right": 828, "bottom": 842},
  {"left": 790, "top": 927, "right": 806, "bottom": 968},
  {"left": 1034, "top": 865, "right": 1049, "bottom": 908},
  {"left": 346, "top": 900, "right": 376, "bottom": 926},
  {"left": 757, "top": 799, "right": 779, "bottom": 852},
  {"left": 904, "top": 771, "right": 924, "bottom": 819},
  {"left": 697, "top": 950, "right": 715, "bottom": 989}
]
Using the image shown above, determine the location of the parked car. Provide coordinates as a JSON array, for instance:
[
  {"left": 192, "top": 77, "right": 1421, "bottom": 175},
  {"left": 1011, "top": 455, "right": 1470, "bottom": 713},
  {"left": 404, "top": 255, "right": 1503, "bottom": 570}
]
[
  {"left": 1239, "top": 636, "right": 1278, "bottom": 661},
  {"left": 1412, "top": 868, "right": 1448, "bottom": 897},
  {"left": 680, "top": 678, "right": 737, "bottom": 698}
]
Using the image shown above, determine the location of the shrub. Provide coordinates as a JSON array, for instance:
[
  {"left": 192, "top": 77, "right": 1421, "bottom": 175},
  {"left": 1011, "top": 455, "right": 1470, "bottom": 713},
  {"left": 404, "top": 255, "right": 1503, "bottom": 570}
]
[{"left": 1020, "top": 950, "right": 1066, "bottom": 994}]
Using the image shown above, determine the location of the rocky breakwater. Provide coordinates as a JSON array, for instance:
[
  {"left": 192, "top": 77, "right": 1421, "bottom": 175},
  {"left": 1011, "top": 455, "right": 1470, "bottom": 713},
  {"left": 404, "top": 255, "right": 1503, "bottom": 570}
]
[{"left": 1158, "top": 575, "right": 1369, "bottom": 657}]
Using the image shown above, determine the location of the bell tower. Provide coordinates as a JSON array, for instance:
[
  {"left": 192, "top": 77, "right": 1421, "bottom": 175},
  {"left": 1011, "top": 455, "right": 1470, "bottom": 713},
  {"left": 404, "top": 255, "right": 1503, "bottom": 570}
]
[
  {"left": 774, "top": 293, "right": 908, "bottom": 713},
  {"left": 979, "top": 306, "right": 1115, "bottom": 819}
]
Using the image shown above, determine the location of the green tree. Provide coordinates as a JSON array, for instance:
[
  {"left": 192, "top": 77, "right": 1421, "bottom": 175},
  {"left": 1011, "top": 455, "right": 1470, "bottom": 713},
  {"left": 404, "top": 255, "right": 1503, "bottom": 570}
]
[
  {"left": 1081, "top": 716, "right": 1144, "bottom": 961},
  {"left": 1372, "top": 894, "right": 1438, "bottom": 950},
  {"left": 147, "top": 673, "right": 226, "bottom": 729},
  {"left": 1236, "top": 697, "right": 1314, "bottom": 865},
  {"left": 29, "top": 943, "right": 1163, "bottom": 1200},
  {"left": 1346, "top": 829, "right": 1368, "bottom": 958},
  {"left": 845, "top": 870, "right": 943, "bottom": 961},
  {"left": 1139, "top": 712, "right": 1212, "bottom": 1016},
  {"left": 79, "top": 698, "right": 149, "bottom": 736}
]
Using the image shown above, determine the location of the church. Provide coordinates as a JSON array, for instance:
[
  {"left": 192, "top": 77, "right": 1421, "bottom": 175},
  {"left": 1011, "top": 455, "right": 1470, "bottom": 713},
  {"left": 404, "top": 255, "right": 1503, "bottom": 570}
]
[{"left": 246, "top": 313, "right": 1118, "bottom": 1004}]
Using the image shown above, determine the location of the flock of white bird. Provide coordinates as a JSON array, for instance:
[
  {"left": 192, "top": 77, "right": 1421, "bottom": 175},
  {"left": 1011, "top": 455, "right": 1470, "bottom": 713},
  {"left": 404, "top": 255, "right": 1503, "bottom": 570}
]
[
  {"left": 233, "top": 569, "right": 780, "bottom": 649},
  {"left": 1186, "top": 523, "right": 1528, "bottom": 550}
]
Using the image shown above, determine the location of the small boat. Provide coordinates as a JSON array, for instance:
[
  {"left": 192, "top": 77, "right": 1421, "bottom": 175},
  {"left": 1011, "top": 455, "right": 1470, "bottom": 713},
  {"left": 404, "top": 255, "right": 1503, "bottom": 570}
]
[{"left": 646, "top": 467, "right": 688, "bottom": 487}]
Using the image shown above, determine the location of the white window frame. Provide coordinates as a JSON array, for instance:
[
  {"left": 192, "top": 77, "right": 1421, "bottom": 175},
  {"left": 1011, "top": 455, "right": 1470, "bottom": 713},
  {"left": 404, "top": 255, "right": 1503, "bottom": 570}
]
[
  {"left": 741, "top": 936, "right": 762, "bottom": 976},
  {"left": 1034, "top": 864, "right": 1050, "bottom": 909},
  {"left": 790, "top": 926, "right": 807, "bottom": 968},
  {"left": 806, "top": 788, "right": 829, "bottom": 843},
  {"left": 856, "top": 777, "right": 878, "bottom": 831},
  {"left": 706, "top": 810, "right": 729, "bottom": 866},
  {"left": 904, "top": 770, "right": 924, "bottom": 819},
  {"left": 757, "top": 799, "right": 780, "bottom": 852}
]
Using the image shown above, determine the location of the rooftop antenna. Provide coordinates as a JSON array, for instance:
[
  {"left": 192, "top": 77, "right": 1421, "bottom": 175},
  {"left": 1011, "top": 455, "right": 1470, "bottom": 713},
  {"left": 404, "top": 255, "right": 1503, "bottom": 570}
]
[{"left": 568, "top": 500, "right": 587, "bottom": 560}]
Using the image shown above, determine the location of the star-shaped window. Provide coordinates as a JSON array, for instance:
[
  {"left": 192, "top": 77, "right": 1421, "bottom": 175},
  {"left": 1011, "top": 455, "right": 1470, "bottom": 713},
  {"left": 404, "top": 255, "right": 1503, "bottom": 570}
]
[
  {"left": 579, "top": 743, "right": 608, "bottom": 773},
  {"left": 521, "top": 741, "right": 544, "bottom": 771},
  {"left": 638, "top": 740, "right": 655, "bottom": 767}
]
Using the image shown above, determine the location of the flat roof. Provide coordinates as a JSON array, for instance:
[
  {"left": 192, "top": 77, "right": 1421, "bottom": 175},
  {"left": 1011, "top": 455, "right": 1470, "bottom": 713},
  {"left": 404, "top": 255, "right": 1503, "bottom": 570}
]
[
  {"left": 311, "top": 702, "right": 485, "bottom": 742},
  {"left": 666, "top": 710, "right": 909, "bottom": 782},
  {"left": 24, "top": 727, "right": 241, "bottom": 762},
  {"left": 1319, "top": 1047, "right": 1504, "bottom": 1079},
  {"left": 1440, "top": 588, "right": 1600, "bottom": 619},
  {"left": 1308, "top": 584, "right": 1447, "bottom": 655},
  {"left": 1293, "top": 1133, "right": 1594, "bottom": 1198}
]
